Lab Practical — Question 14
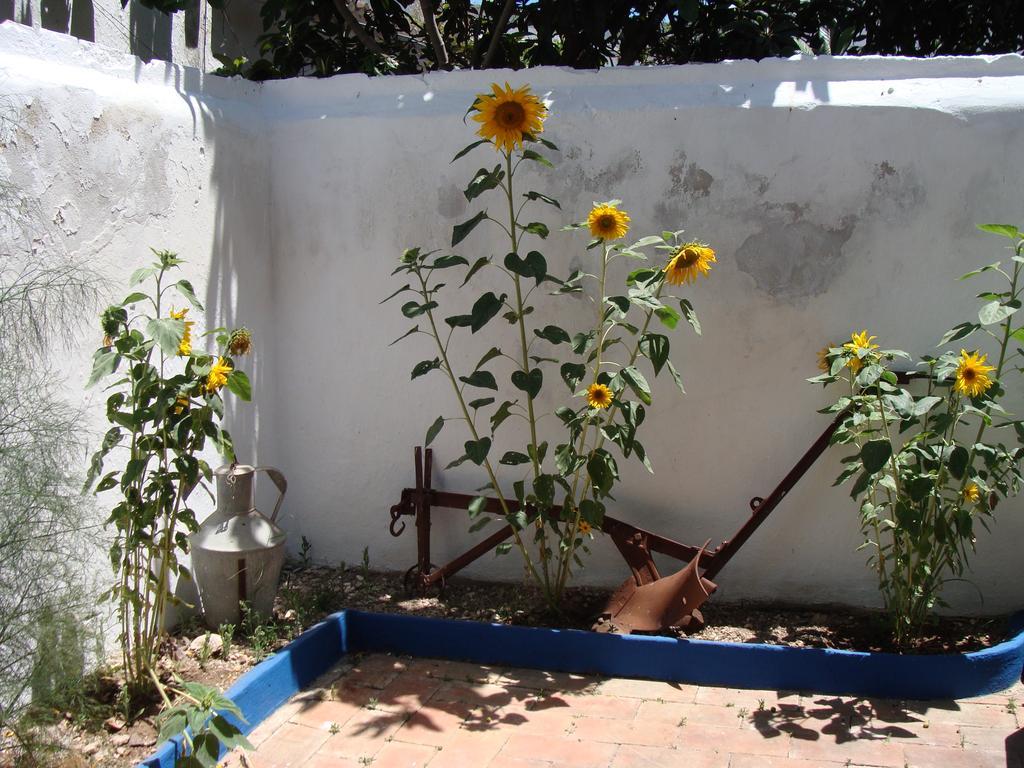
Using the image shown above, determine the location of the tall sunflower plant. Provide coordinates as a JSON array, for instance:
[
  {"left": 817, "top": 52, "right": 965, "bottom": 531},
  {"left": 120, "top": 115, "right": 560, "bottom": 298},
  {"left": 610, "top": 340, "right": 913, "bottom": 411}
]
[
  {"left": 387, "top": 83, "right": 716, "bottom": 610},
  {"left": 810, "top": 224, "right": 1024, "bottom": 649},
  {"left": 84, "top": 249, "right": 254, "bottom": 694}
]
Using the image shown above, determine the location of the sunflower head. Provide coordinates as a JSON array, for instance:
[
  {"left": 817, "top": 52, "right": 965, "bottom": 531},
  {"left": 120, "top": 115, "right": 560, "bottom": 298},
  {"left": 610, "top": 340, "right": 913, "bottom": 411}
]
[
  {"left": 962, "top": 482, "right": 981, "bottom": 505},
  {"left": 205, "top": 357, "right": 232, "bottom": 394},
  {"left": 664, "top": 242, "right": 716, "bottom": 286},
  {"left": 586, "top": 382, "right": 613, "bottom": 410},
  {"left": 471, "top": 83, "right": 547, "bottom": 154},
  {"left": 170, "top": 307, "right": 194, "bottom": 357},
  {"left": 817, "top": 343, "right": 834, "bottom": 373},
  {"left": 228, "top": 327, "right": 253, "bottom": 356},
  {"left": 954, "top": 349, "right": 995, "bottom": 398},
  {"left": 587, "top": 204, "right": 630, "bottom": 241},
  {"left": 843, "top": 330, "right": 879, "bottom": 374}
]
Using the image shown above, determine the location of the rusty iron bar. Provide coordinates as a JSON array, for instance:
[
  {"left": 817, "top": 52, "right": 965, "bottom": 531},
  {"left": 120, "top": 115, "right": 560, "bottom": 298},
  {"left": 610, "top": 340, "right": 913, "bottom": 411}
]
[{"left": 389, "top": 370, "right": 928, "bottom": 592}]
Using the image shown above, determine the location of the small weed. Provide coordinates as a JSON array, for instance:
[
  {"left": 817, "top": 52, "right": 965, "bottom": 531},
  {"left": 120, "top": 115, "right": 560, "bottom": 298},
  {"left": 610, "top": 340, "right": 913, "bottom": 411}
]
[
  {"left": 725, "top": 702, "right": 735, "bottom": 708},
  {"left": 198, "top": 634, "right": 213, "bottom": 669},
  {"left": 219, "top": 622, "right": 236, "bottom": 659},
  {"left": 959, "top": 730, "right": 966, "bottom": 749},
  {"left": 361, "top": 547, "right": 371, "bottom": 578},
  {"left": 1006, "top": 697, "right": 1017, "bottom": 714},
  {"left": 366, "top": 697, "right": 380, "bottom": 710},
  {"left": 737, "top": 707, "right": 749, "bottom": 720},
  {"left": 358, "top": 757, "right": 374, "bottom": 766},
  {"left": 655, "top": 697, "right": 665, "bottom": 705},
  {"left": 678, "top": 716, "right": 687, "bottom": 727},
  {"left": 757, "top": 698, "right": 765, "bottom": 711},
  {"left": 329, "top": 722, "right": 340, "bottom": 735},
  {"left": 299, "top": 535, "right": 313, "bottom": 567}
]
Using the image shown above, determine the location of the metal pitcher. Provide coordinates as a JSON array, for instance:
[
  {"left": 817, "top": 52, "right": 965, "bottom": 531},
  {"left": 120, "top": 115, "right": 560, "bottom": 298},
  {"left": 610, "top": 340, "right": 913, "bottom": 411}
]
[{"left": 190, "top": 463, "right": 288, "bottom": 629}]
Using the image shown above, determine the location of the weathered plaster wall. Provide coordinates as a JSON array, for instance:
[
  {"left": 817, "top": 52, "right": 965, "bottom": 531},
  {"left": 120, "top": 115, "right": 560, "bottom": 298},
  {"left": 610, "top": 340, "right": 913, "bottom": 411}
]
[
  {"left": 0, "top": 22, "right": 279, "bottom": 620},
  {"left": 3, "top": 22, "right": 1023, "bottom": 614}
]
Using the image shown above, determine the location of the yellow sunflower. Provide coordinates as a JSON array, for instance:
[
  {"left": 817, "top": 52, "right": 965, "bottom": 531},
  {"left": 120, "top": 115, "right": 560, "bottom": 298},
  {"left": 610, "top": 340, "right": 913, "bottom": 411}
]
[
  {"left": 586, "top": 382, "right": 613, "bottom": 409},
  {"left": 471, "top": 82, "right": 547, "bottom": 154},
  {"left": 663, "top": 242, "right": 716, "bottom": 286},
  {"left": 587, "top": 204, "right": 630, "bottom": 241},
  {"left": 173, "top": 394, "right": 190, "bottom": 415},
  {"left": 170, "top": 307, "right": 194, "bottom": 357},
  {"left": 578, "top": 519, "right": 592, "bottom": 535},
  {"left": 962, "top": 482, "right": 981, "bottom": 505},
  {"left": 954, "top": 349, "right": 995, "bottom": 398},
  {"left": 843, "top": 330, "right": 879, "bottom": 374},
  {"left": 205, "top": 357, "right": 232, "bottom": 394}
]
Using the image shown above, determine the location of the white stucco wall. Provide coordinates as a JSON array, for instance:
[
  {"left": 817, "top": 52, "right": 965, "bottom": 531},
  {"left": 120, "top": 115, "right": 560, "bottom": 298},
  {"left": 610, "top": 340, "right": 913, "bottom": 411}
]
[{"left": 3, "top": 21, "right": 1023, "bottom": 614}]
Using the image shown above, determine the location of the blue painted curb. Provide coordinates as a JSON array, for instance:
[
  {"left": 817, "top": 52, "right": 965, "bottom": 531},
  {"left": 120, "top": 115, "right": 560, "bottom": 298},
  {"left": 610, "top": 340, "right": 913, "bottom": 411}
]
[{"left": 141, "top": 608, "right": 1024, "bottom": 767}]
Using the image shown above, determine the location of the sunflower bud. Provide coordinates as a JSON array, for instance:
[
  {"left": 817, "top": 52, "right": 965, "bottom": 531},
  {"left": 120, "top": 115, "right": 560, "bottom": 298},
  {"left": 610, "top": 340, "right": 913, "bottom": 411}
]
[
  {"left": 100, "top": 306, "right": 126, "bottom": 337},
  {"left": 228, "top": 327, "right": 252, "bottom": 356}
]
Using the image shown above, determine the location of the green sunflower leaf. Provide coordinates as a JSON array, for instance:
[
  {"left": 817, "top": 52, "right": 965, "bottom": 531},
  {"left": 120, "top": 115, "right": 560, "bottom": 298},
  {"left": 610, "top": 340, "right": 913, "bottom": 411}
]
[
  {"left": 425, "top": 415, "right": 445, "bottom": 446},
  {"left": 523, "top": 190, "right": 561, "bottom": 209},
  {"left": 459, "top": 370, "right": 498, "bottom": 390},
  {"left": 465, "top": 437, "right": 491, "bottom": 465},
  {"left": 411, "top": 358, "right": 441, "bottom": 380},
  {"left": 452, "top": 210, "right": 488, "bottom": 246}
]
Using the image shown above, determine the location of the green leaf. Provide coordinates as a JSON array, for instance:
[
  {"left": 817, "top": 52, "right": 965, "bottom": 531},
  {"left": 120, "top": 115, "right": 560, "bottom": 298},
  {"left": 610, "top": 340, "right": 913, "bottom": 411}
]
[
  {"left": 912, "top": 396, "right": 944, "bottom": 417},
  {"left": 452, "top": 210, "right": 487, "bottom": 246},
  {"left": 490, "top": 400, "right": 516, "bottom": 433},
  {"left": 401, "top": 300, "right": 438, "bottom": 318},
  {"left": 521, "top": 222, "right": 549, "bottom": 238},
  {"left": 468, "top": 397, "right": 495, "bottom": 410},
  {"left": 225, "top": 370, "right": 251, "bottom": 401},
  {"left": 475, "top": 347, "right": 502, "bottom": 370},
  {"left": 630, "top": 235, "right": 663, "bottom": 248},
  {"left": 511, "top": 368, "right": 543, "bottom": 399},
  {"left": 388, "top": 325, "right": 420, "bottom": 346},
  {"left": 129, "top": 266, "right": 158, "bottom": 286},
  {"left": 86, "top": 349, "right": 120, "bottom": 388},
  {"left": 939, "top": 322, "right": 980, "bottom": 345},
  {"left": 452, "top": 139, "right": 488, "bottom": 162},
  {"left": 666, "top": 359, "right": 685, "bottom": 394},
  {"left": 468, "top": 496, "right": 487, "bottom": 517},
  {"left": 176, "top": 279, "right": 204, "bottom": 311},
  {"left": 465, "top": 437, "right": 491, "bottom": 465},
  {"left": 147, "top": 317, "right": 185, "bottom": 356},
  {"left": 412, "top": 358, "right": 441, "bottom": 379},
  {"left": 620, "top": 366, "right": 652, "bottom": 405},
  {"left": 860, "top": 440, "right": 893, "bottom": 474},
  {"left": 120, "top": 291, "right": 150, "bottom": 306},
  {"left": 587, "top": 452, "right": 616, "bottom": 497},
  {"left": 459, "top": 370, "right": 497, "bottom": 390},
  {"left": 461, "top": 256, "right": 491, "bottom": 287},
  {"left": 979, "top": 300, "right": 1019, "bottom": 326},
  {"left": 533, "top": 474, "right": 555, "bottom": 507},
  {"left": 579, "top": 499, "right": 606, "bottom": 526},
  {"left": 959, "top": 262, "right": 1002, "bottom": 280},
  {"left": 948, "top": 445, "right": 969, "bottom": 479},
  {"left": 523, "top": 190, "right": 561, "bottom": 209},
  {"left": 533, "top": 137, "right": 559, "bottom": 151},
  {"left": 469, "top": 292, "right": 505, "bottom": 333},
  {"left": 500, "top": 451, "right": 531, "bottom": 466},
  {"left": 431, "top": 254, "right": 470, "bottom": 269},
  {"left": 654, "top": 305, "right": 679, "bottom": 330},
  {"left": 425, "top": 415, "right": 445, "bottom": 446},
  {"left": 464, "top": 165, "right": 504, "bottom": 201},
  {"left": 977, "top": 223, "right": 1021, "bottom": 240},
  {"left": 380, "top": 283, "right": 412, "bottom": 305},
  {"left": 504, "top": 251, "right": 547, "bottom": 286},
  {"left": 534, "top": 325, "right": 571, "bottom": 345},
  {"left": 521, "top": 149, "right": 553, "bottom": 168},
  {"left": 679, "top": 299, "right": 701, "bottom": 335},
  {"left": 627, "top": 267, "right": 658, "bottom": 287},
  {"left": 639, "top": 333, "right": 669, "bottom": 375}
]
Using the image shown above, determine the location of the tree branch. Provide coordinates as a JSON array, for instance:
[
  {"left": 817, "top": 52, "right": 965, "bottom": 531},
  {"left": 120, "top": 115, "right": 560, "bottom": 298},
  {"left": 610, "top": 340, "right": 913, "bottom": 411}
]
[
  {"left": 331, "top": 0, "right": 387, "bottom": 57},
  {"left": 418, "top": 0, "right": 450, "bottom": 70},
  {"left": 480, "top": 0, "right": 516, "bottom": 69}
]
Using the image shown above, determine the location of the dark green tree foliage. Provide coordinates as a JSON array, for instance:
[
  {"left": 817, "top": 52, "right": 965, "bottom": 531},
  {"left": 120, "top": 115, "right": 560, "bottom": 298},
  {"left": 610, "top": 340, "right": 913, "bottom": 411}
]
[{"left": 190, "top": 0, "right": 1024, "bottom": 80}]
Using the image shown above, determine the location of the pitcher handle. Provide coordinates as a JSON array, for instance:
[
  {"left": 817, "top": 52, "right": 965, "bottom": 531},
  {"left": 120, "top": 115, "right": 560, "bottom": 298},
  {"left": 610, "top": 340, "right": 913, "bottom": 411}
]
[{"left": 255, "top": 466, "right": 288, "bottom": 522}]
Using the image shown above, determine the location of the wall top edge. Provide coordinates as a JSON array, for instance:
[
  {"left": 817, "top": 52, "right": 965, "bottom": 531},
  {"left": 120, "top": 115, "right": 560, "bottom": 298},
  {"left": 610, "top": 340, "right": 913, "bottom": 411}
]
[{"left": 3, "top": 20, "right": 1024, "bottom": 117}]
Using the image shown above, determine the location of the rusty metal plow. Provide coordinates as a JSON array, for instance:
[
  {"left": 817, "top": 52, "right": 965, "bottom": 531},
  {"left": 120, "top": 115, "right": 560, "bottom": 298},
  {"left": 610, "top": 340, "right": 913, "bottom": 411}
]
[{"left": 388, "top": 409, "right": 848, "bottom": 635}]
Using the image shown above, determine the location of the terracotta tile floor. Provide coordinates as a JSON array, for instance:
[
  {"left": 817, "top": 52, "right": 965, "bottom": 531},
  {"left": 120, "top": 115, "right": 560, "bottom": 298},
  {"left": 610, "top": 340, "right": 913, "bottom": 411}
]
[{"left": 223, "top": 654, "right": 1024, "bottom": 768}]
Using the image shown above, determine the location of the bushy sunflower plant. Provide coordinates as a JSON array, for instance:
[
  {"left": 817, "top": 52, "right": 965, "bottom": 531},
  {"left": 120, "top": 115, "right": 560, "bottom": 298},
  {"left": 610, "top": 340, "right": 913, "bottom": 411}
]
[
  {"left": 811, "top": 224, "right": 1024, "bottom": 649},
  {"left": 388, "top": 83, "right": 715, "bottom": 610},
  {"left": 85, "top": 249, "right": 253, "bottom": 693}
]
